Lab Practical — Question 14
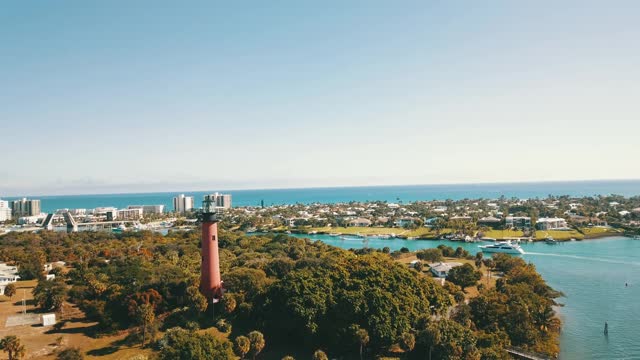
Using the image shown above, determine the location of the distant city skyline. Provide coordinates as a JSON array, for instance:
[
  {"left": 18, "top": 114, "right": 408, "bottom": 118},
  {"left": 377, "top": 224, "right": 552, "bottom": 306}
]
[{"left": 2, "top": 1, "right": 639, "bottom": 195}]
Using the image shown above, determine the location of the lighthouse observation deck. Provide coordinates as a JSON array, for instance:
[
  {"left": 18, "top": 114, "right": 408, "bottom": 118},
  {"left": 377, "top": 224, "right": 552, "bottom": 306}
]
[{"left": 202, "top": 195, "right": 225, "bottom": 222}]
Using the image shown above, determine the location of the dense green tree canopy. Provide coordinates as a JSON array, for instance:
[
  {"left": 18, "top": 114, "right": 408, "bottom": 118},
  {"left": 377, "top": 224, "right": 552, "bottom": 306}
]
[
  {"left": 0, "top": 229, "right": 560, "bottom": 359},
  {"left": 33, "top": 278, "right": 67, "bottom": 312},
  {"left": 158, "top": 328, "right": 234, "bottom": 360},
  {"left": 416, "top": 319, "right": 480, "bottom": 360},
  {"left": 446, "top": 263, "right": 482, "bottom": 291},
  {"left": 260, "top": 251, "right": 452, "bottom": 353},
  {"left": 416, "top": 248, "right": 444, "bottom": 263},
  {"left": 469, "top": 254, "right": 561, "bottom": 355}
]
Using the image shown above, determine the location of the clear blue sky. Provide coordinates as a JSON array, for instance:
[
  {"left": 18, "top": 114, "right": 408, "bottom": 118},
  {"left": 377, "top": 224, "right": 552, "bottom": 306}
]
[{"left": 1, "top": 1, "right": 639, "bottom": 196}]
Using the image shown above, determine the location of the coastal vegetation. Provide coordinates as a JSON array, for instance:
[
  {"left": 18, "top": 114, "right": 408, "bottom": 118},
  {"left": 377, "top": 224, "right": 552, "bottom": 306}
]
[
  {"left": 0, "top": 229, "right": 561, "bottom": 359},
  {"left": 296, "top": 225, "right": 621, "bottom": 241},
  {"left": 219, "top": 194, "right": 639, "bottom": 241}
]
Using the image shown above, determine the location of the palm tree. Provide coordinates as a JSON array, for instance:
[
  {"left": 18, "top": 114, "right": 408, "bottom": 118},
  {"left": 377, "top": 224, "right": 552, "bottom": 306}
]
[
  {"left": 352, "top": 325, "right": 369, "bottom": 360},
  {"left": 0, "top": 335, "right": 26, "bottom": 360},
  {"left": 312, "top": 350, "right": 328, "bottom": 360},
  {"left": 421, "top": 323, "right": 441, "bottom": 360},
  {"left": 400, "top": 332, "right": 415, "bottom": 357},
  {"left": 248, "top": 331, "right": 265, "bottom": 360},
  {"left": 234, "top": 336, "right": 250, "bottom": 360},
  {"left": 136, "top": 303, "right": 155, "bottom": 346},
  {"left": 534, "top": 306, "right": 561, "bottom": 333}
]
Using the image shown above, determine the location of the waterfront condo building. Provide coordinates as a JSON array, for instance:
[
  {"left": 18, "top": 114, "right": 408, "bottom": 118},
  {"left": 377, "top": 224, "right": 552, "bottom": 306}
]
[
  {"left": 506, "top": 216, "right": 532, "bottom": 229},
  {"left": 92, "top": 207, "right": 118, "bottom": 219},
  {"left": 0, "top": 200, "right": 11, "bottom": 222},
  {"left": 128, "top": 204, "right": 165, "bottom": 214},
  {"left": 106, "top": 208, "right": 144, "bottom": 221},
  {"left": 69, "top": 208, "right": 87, "bottom": 216},
  {"left": 208, "top": 192, "right": 232, "bottom": 209},
  {"left": 173, "top": 194, "right": 194, "bottom": 213},
  {"left": 10, "top": 198, "right": 41, "bottom": 217},
  {"left": 536, "top": 217, "right": 569, "bottom": 230},
  {"left": 117, "top": 208, "right": 144, "bottom": 220}
]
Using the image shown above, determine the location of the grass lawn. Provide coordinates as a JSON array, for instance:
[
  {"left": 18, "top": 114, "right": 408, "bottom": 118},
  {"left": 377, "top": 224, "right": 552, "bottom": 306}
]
[
  {"left": 535, "top": 229, "right": 584, "bottom": 241},
  {"left": 480, "top": 229, "right": 526, "bottom": 239},
  {"left": 295, "top": 226, "right": 622, "bottom": 242},
  {"left": 580, "top": 226, "right": 622, "bottom": 238},
  {"left": 308, "top": 226, "right": 437, "bottom": 237},
  {"left": 307, "top": 227, "right": 533, "bottom": 240}
]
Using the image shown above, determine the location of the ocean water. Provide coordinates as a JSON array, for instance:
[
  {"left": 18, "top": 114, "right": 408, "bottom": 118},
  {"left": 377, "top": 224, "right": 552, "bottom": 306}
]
[
  {"left": 282, "top": 234, "right": 640, "bottom": 360},
  {"left": 4, "top": 179, "right": 640, "bottom": 213}
]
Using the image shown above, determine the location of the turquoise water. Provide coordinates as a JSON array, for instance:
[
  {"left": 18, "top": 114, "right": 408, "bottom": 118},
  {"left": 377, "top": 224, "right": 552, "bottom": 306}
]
[
  {"left": 4, "top": 179, "right": 640, "bottom": 213},
  {"left": 281, "top": 234, "right": 640, "bottom": 360}
]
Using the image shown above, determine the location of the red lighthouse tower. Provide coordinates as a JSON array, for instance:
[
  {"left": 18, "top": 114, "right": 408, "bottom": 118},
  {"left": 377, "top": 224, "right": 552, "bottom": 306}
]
[{"left": 200, "top": 195, "right": 222, "bottom": 301}]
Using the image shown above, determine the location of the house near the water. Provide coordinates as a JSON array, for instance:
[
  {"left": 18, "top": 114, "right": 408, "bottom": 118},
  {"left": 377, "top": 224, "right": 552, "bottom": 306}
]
[{"left": 429, "top": 262, "right": 463, "bottom": 278}]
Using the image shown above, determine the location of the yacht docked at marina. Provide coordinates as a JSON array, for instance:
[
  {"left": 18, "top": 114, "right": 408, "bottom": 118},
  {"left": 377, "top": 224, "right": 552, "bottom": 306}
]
[{"left": 479, "top": 240, "right": 525, "bottom": 254}]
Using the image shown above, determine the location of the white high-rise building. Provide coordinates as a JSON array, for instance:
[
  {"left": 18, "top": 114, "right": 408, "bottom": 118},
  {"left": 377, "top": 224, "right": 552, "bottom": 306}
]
[
  {"left": 0, "top": 200, "right": 11, "bottom": 222},
  {"left": 10, "top": 198, "right": 41, "bottom": 217},
  {"left": 173, "top": 194, "right": 194, "bottom": 213},
  {"left": 208, "top": 192, "right": 232, "bottom": 209}
]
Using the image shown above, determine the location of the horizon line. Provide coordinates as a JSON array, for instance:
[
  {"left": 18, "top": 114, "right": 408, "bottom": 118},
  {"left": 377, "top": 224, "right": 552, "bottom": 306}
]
[{"left": 2, "top": 177, "right": 639, "bottom": 199}]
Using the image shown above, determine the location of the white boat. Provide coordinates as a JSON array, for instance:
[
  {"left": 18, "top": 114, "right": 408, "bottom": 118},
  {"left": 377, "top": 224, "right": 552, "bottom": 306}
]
[
  {"left": 545, "top": 236, "right": 557, "bottom": 245},
  {"left": 464, "top": 236, "right": 479, "bottom": 243},
  {"left": 133, "top": 223, "right": 147, "bottom": 230},
  {"left": 479, "top": 241, "right": 525, "bottom": 254},
  {"left": 369, "top": 234, "right": 391, "bottom": 239}
]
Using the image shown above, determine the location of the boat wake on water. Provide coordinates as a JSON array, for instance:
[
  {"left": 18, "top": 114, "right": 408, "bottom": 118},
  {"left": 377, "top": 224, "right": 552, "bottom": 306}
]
[{"left": 525, "top": 252, "right": 640, "bottom": 267}]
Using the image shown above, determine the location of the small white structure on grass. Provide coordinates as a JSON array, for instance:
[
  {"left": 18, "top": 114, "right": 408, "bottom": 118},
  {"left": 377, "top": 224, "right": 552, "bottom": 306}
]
[
  {"left": 0, "top": 262, "right": 20, "bottom": 295},
  {"left": 42, "top": 313, "right": 56, "bottom": 326},
  {"left": 429, "top": 262, "right": 463, "bottom": 278}
]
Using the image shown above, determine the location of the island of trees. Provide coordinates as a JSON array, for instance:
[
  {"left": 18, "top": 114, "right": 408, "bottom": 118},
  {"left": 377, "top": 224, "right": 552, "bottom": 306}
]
[{"left": 0, "top": 228, "right": 561, "bottom": 359}]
